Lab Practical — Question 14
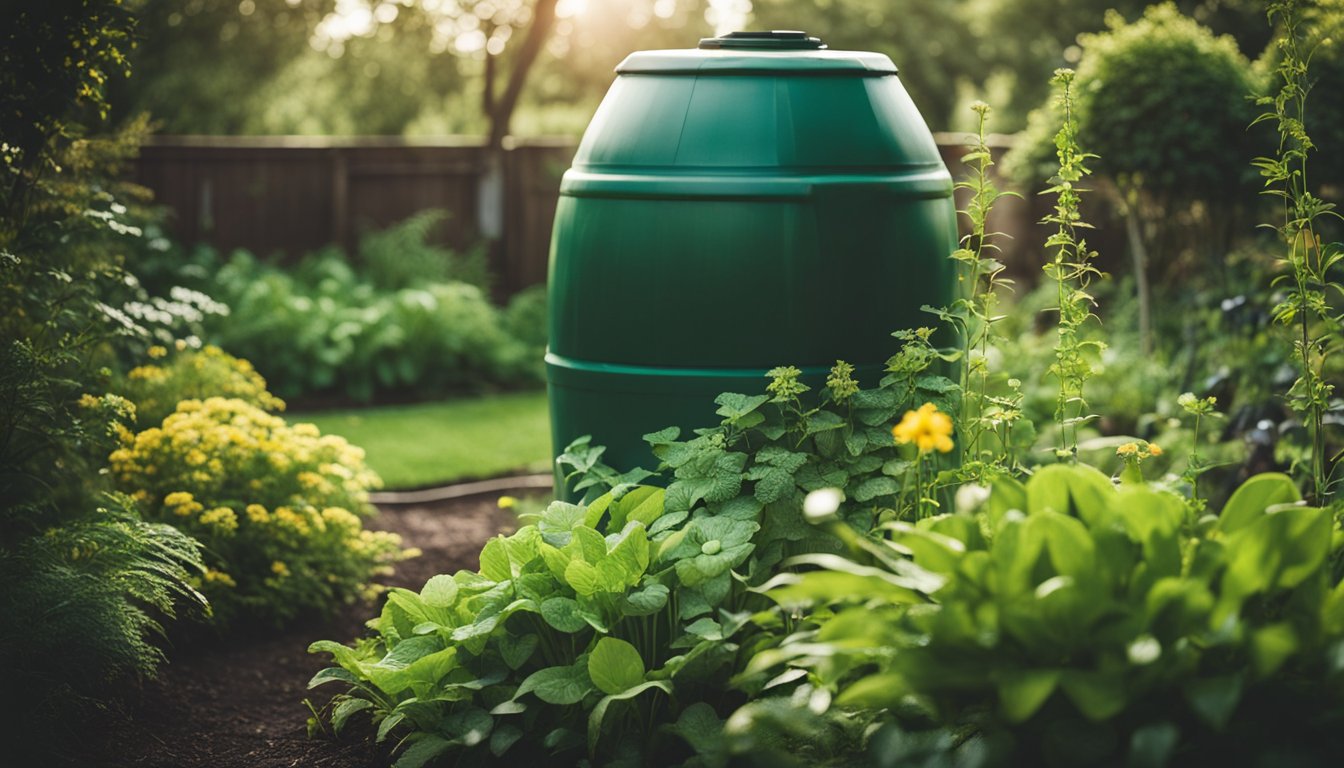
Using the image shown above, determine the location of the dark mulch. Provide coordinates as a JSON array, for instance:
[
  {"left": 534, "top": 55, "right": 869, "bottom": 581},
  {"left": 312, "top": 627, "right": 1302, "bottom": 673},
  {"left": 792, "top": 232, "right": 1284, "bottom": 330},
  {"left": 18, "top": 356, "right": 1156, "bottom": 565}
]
[{"left": 58, "top": 497, "right": 518, "bottom": 768}]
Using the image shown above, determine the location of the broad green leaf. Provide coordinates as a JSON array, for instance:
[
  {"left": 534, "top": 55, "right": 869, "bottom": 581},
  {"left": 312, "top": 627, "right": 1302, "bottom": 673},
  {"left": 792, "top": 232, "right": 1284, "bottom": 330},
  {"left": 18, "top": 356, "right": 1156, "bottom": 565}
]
[
  {"left": 308, "top": 666, "right": 359, "bottom": 689},
  {"left": 393, "top": 734, "right": 452, "bottom": 768},
  {"left": 478, "top": 537, "right": 512, "bottom": 582},
  {"left": 1218, "top": 473, "right": 1300, "bottom": 534},
  {"left": 573, "top": 526, "right": 608, "bottom": 564},
  {"left": 540, "top": 596, "right": 587, "bottom": 632},
  {"left": 538, "top": 501, "right": 588, "bottom": 546},
  {"left": 1032, "top": 511, "right": 1096, "bottom": 579},
  {"left": 623, "top": 487, "right": 666, "bottom": 528},
  {"left": 565, "top": 559, "right": 603, "bottom": 596},
  {"left": 498, "top": 633, "right": 539, "bottom": 670},
  {"left": 587, "top": 680, "right": 672, "bottom": 756},
  {"left": 420, "top": 574, "right": 459, "bottom": 609},
  {"left": 538, "top": 542, "right": 570, "bottom": 581},
  {"left": 1183, "top": 674, "right": 1243, "bottom": 729},
  {"left": 853, "top": 475, "right": 901, "bottom": 502},
  {"left": 589, "top": 636, "right": 646, "bottom": 695},
  {"left": 377, "top": 712, "right": 405, "bottom": 742},
  {"left": 1129, "top": 722, "right": 1179, "bottom": 768},
  {"left": 581, "top": 493, "right": 613, "bottom": 530},
  {"left": 331, "top": 697, "right": 372, "bottom": 734},
  {"left": 1027, "top": 464, "right": 1115, "bottom": 526},
  {"left": 490, "top": 724, "right": 523, "bottom": 757},
  {"left": 514, "top": 661, "right": 595, "bottom": 705},
  {"left": 1250, "top": 623, "right": 1298, "bottom": 678},
  {"left": 997, "top": 669, "right": 1060, "bottom": 723},
  {"left": 1060, "top": 670, "right": 1126, "bottom": 721},
  {"left": 621, "top": 582, "right": 670, "bottom": 615}
]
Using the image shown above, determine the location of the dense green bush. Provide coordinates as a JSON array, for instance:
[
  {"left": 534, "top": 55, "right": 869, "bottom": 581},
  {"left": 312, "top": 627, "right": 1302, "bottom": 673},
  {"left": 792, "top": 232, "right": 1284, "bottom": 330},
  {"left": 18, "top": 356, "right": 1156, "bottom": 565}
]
[
  {"left": 193, "top": 244, "right": 544, "bottom": 403},
  {"left": 1006, "top": 3, "right": 1261, "bottom": 200},
  {"left": 731, "top": 467, "right": 1344, "bottom": 767},
  {"left": 112, "top": 396, "right": 408, "bottom": 627}
]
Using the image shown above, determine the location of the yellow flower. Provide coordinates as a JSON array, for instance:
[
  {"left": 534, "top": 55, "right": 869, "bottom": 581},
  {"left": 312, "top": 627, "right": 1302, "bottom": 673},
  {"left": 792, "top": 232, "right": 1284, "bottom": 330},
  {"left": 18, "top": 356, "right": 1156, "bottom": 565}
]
[
  {"left": 245, "top": 504, "right": 270, "bottom": 524},
  {"left": 1148, "top": 444, "right": 1163, "bottom": 457},
  {"left": 1116, "top": 442, "right": 1139, "bottom": 457},
  {"left": 892, "top": 402, "right": 955, "bottom": 454},
  {"left": 78, "top": 393, "right": 100, "bottom": 408},
  {"left": 199, "top": 506, "right": 239, "bottom": 534},
  {"left": 271, "top": 560, "right": 290, "bottom": 578},
  {"left": 147, "top": 345, "right": 168, "bottom": 359},
  {"left": 203, "top": 569, "right": 236, "bottom": 587},
  {"left": 497, "top": 495, "right": 517, "bottom": 509}
]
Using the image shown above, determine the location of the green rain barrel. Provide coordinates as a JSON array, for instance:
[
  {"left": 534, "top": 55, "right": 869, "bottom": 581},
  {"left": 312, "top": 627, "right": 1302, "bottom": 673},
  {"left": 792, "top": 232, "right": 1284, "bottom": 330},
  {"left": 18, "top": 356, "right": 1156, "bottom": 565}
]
[{"left": 547, "top": 30, "right": 956, "bottom": 489}]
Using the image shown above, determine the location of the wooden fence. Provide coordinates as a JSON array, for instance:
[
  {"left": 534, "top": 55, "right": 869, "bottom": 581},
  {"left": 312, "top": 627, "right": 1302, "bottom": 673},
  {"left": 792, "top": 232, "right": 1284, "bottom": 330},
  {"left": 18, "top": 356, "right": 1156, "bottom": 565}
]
[{"left": 133, "top": 134, "right": 1043, "bottom": 299}]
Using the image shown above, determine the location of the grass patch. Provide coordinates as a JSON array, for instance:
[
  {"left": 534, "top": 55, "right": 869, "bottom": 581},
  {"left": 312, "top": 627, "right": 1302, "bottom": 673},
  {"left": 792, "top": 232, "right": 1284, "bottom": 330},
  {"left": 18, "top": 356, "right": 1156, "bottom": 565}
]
[{"left": 295, "top": 391, "right": 552, "bottom": 489}]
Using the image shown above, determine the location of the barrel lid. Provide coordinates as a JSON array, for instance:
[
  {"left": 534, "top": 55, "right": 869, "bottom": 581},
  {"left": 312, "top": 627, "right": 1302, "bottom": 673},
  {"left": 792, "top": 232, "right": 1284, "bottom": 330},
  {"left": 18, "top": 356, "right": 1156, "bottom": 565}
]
[
  {"left": 616, "top": 30, "right": 897, "bottom": 75},
  {"left": 698, "top": 30, "right": 825, "bottom": 51}
]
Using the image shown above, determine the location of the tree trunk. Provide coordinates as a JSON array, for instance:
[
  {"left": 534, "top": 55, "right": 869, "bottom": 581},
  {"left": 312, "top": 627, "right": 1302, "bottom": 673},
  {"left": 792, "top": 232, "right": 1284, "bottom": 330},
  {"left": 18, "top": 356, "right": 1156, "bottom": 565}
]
[
  {"left": 1121, "top": 188, "right": 1154, "bottom": 358},
  {"left": 486, "top": 0, "right": 558, "bottom": 151}
]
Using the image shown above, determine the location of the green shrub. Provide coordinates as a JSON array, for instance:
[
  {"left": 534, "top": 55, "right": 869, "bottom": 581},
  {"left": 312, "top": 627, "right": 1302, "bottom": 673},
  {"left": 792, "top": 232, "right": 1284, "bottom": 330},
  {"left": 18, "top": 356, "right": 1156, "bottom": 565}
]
[
  {"left": 111, "top": 397, "right": 409, "bottom": 626},
  {"left": 119, "top": 343, "right": 285, "bottom": 427},
  {"left": 357, "top": 209, "right": 491, "bottom": 291},
  {"left": 201, "top": 248, "right": 543, "bottom": 403},
  {"left": 731, "top": 467, "right": 1344, "bottom": 766},
  {"left": 1007, "top": 3, "right": 1261, "bottom": 200}
]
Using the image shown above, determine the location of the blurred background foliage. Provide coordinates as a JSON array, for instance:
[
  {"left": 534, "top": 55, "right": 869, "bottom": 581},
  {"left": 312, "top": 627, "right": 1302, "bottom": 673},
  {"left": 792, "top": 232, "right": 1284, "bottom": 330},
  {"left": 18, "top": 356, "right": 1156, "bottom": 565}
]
[{"left": 109, "top": 0, "right": 1274, "bottom": 137}]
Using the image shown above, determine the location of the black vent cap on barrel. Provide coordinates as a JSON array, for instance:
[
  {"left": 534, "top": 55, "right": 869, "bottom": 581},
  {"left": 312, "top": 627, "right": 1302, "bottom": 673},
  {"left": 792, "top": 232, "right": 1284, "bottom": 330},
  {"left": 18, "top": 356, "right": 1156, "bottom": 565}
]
[{"left": 698, "top": 30, "right": 827, "bottom": 50}]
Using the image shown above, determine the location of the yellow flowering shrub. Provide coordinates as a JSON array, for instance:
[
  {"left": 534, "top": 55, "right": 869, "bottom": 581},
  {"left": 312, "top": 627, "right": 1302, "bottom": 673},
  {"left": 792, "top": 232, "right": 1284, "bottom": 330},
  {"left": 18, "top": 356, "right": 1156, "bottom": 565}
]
[
  {"left": 120, "top": 343, "right": 285, "bottom": 427},
  {"left": 111, "top": 396, "right": 408, "bottom": 626}
]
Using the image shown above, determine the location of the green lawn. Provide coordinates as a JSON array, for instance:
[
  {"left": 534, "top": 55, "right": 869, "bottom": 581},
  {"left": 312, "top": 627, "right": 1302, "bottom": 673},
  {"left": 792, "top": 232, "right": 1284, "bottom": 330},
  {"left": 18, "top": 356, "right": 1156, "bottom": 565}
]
[{"left": 295, "top": 391, "right": 552, "bottom": 489}]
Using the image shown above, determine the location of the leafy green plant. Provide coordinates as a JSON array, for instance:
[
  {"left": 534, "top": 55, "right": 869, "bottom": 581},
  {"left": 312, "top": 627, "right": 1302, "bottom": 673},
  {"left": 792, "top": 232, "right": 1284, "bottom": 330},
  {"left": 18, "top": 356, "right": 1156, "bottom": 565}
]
[
  {"left": 733, "top": 467, "right": 1344, "bottom": 767},
  {"left": 308, "top": 347, "right": 956, "bottom": 765},
  {"left": 111, "top": 396, "right": 407, "bottom": 626},
  {"left": 357, "top": 209, "right": 491, "bottom": 292},
  {"left": 1254, "top": 0, "right": 1344, "bottom": 504},
  {"left": 200, "top": 247, "right": 543, "bottom": 403}
]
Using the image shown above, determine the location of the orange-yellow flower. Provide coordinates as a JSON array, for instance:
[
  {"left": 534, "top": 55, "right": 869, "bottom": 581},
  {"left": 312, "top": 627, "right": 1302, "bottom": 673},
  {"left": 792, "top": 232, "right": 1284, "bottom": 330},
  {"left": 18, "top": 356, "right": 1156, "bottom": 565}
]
[{"left": 892, "top": 402, "right": 955, "bottom": 454}]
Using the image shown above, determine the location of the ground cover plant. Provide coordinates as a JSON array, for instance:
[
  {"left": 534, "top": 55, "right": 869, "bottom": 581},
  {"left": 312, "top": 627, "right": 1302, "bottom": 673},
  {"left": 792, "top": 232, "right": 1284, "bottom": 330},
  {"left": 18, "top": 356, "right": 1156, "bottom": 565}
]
[{"left": 308, "top": 5, "right": 1344, "bottom": 766}]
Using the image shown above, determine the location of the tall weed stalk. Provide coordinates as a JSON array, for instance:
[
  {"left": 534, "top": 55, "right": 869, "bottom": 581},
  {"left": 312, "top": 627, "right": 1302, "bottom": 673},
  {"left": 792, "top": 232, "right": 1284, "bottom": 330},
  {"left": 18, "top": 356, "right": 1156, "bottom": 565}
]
[
  {"left": 1253, "top": 0, "right": 1343, "bottom": 503},
  {"left": 1041, "top": 69, "right": 1104, "bottom": 461},
  {"left": 941, "top": 102, "right": 1020, "bottom": 476}
]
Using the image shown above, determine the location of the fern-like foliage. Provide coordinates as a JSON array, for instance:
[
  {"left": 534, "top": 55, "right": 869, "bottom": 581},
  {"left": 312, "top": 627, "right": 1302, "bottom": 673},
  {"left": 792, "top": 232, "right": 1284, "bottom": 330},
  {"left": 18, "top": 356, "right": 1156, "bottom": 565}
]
[{"left": 0, "top": 494, "right": 207, "bottom": 746}]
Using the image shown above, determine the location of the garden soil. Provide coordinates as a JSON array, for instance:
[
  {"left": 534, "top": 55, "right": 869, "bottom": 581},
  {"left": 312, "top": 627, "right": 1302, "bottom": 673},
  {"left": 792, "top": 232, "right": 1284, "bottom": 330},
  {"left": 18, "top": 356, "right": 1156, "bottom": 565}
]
[{"left": 62, "top": 497, "right": 519, "bottom": 768}]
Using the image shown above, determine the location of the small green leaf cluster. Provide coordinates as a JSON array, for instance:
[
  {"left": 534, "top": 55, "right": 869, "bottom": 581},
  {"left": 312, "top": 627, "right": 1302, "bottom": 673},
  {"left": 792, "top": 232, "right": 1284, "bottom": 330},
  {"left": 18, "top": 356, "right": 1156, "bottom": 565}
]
[{"left": 735, "top": 468, "right": 1344, "bottom": 766}]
